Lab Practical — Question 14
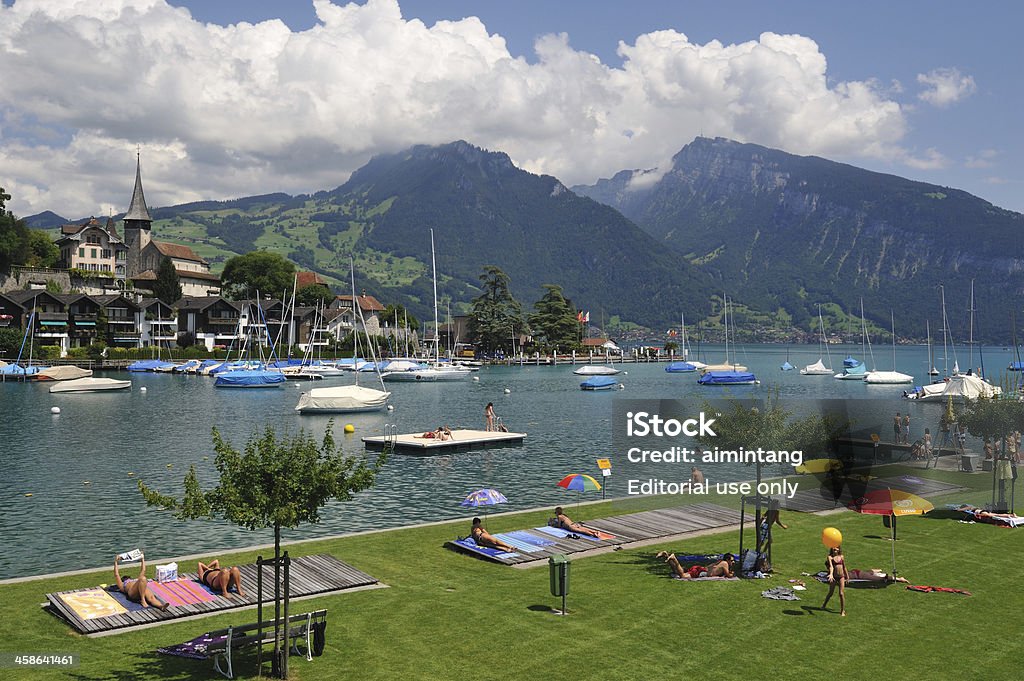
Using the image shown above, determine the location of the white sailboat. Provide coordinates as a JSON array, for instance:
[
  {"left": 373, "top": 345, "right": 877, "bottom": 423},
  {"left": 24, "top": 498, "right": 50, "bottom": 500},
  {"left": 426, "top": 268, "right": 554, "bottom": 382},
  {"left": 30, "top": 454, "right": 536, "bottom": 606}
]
[
  {"left": 700, "top": 296, "right": 747, "bottom": 372},
  {"left": 801, "top": 305, "right": 833, "bottom": 375},
  {"left": 50, "top": 377, "right": 131, "bottom": 393},
  {"left": 382, "top": 229, "right": 470, "bottom": 382},
  {"left": 296, "top": 259, "right": 392, "bottom": 413},
  {"left": 834, "top": 301, "right": 870, "bottom": 380},
  {"left": 864, "top": 311, "right": 913, "bottom": 384}
]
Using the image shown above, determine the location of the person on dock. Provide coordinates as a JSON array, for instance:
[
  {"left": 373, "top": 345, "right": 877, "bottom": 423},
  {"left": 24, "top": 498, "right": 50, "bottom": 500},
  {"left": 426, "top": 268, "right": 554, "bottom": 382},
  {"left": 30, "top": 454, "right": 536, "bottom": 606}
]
[
  {"left": 553, "top": 507, "right": 601, "bottom": 538},
  {"left": 470, "top": 518, "right": 517, "bottom": 553},
  {"left": 690, "top": 467, "right": 705, "bottom": 486},
  {"left": 894, "top": 412, "right": 902, "bottom": 444},
  {"left": 435, "top": 425, "right": 453, "bottom": 441},
  {"left": 485, "top": 402, "right": 496, "bottom": 431},
  {"left": 902, "top": 413, "right": 911, "bottom": 445},
  {"left": 197, "top": 559, "right": 247, "bottom": 598},
  {"left": 113, "top": 552, "right": 168, "bottom": 610}
]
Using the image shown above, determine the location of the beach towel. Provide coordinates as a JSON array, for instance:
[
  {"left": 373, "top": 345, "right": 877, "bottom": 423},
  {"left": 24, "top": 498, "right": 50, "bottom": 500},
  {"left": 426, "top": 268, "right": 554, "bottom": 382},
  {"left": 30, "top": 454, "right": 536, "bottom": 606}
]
[
  {"left": 812, "top": 571, "right": 888, "bottom": 588},
  {"left": 61, "top": 588, "right": 129, "bottom": 620},
  {"left": 105, "top": 586, "right": 147, "bottom": 612},
  {"left": 492, "top": 533, "right": 544, "bottom": 553},
  {"left": 451, "top": 537, "right": 518, "bottom": 558},
  {"left": 671, "top": 574, "right": 739, "bottom": 581},
  {"left": 762, "top": 587, "right": 800, "bottom": 600},
  {"left": 906, "top": 585, "right": 972, "bottom": 596},
  {"left": 148, "top": 579, "right": 219, "bottom": 606},
  {"left": 534, "top": 526, "right": 611, "bottom": 541},
  {"left": 505, "top": 530, "right": 557, "bottom": 547}
]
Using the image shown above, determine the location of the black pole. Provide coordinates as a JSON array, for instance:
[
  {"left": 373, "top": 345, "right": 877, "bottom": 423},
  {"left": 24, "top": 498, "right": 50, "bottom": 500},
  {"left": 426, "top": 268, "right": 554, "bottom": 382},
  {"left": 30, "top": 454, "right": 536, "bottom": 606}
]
[
  {"left": 282, "top": 552, "right": 290, "bottom": 679},
  {"left": 256, "top": 555, "right": 264, "bottom": 675}
]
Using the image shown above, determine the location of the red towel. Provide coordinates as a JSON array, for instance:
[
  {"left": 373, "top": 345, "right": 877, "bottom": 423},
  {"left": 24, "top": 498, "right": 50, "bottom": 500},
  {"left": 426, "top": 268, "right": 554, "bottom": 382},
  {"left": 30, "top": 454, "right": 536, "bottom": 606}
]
[
  {"left": 148, "top": 580, "right": 219, "bottom": 607},
  {"left": 906, "top": 584, "right": 972, "bottom": 596}
]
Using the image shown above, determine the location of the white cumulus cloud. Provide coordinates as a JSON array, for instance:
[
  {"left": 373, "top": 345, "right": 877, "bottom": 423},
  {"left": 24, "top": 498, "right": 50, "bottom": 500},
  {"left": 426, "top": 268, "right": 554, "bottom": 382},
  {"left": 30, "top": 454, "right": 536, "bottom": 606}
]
[
  {"left": 916, "top": 67, "right": 977, "bottom": 108},
  {"left": 0, "top": 0, "right": 912, "bottom": 217}
]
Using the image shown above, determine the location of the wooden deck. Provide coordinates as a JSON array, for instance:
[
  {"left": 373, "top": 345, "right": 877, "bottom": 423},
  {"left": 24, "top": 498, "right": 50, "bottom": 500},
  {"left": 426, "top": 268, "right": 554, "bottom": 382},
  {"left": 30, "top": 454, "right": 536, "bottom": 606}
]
[
  {"left": 46, "top": 554, "right": 378, "bottom": 636},
  {"left": 362, "top": 428, "right": 526, "bottom": 453},
  {"left": 781, "top": 475, "right": 967, "bottom": 513},
  {"left": 446, "top": 502, "right": 742, "bottom": 566}
]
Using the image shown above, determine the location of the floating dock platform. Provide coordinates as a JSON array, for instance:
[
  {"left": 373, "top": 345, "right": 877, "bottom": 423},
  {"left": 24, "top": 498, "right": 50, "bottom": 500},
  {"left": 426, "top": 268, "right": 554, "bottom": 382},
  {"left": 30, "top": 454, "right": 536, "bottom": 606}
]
[{"left": 362, "top": 428, "right": 526, "bottom": 453}]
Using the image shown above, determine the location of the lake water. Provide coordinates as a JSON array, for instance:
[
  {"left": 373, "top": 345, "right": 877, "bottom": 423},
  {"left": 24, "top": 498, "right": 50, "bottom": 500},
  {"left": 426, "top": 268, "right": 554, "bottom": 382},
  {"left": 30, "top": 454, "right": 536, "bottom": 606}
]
[{"left": 2, "top": 343, "right": 1019, "bottom": 578}]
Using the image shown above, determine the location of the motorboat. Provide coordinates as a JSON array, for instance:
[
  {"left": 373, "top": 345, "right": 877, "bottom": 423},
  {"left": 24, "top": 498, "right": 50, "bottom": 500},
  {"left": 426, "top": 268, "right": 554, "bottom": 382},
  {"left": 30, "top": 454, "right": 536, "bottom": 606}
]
[
  {"left": 580, "top": 376, "right": 619, "bottom": 390},
  {"left": 573, "top": 365, "right": 620, "bottom": 376},
  {"left": 295, "top": 385, "right": 392, "bottom": 413}
]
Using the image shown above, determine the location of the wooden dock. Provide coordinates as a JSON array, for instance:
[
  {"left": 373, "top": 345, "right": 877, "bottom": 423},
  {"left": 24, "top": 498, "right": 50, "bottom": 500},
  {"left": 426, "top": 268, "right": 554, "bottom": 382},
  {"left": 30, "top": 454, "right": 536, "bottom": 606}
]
[
  {"left": 45, "top": 554, "right": 378, "bottom": 636},
  {"left": 445, "top": 502, "right": 742, "bottom": 566},
  {"left": 362, "top": 428, "right": 526, "bottom": 453}
]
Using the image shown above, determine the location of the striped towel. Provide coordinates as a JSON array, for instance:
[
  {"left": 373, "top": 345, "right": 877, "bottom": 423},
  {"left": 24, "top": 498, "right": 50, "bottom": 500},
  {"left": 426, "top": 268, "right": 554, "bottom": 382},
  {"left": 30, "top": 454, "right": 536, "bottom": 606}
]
[
  {"left": 493, "top": 533, "right": 543, "bottom": 553},
  {"left": 148, "top": 580, "right": 219, "bottom": 607}
]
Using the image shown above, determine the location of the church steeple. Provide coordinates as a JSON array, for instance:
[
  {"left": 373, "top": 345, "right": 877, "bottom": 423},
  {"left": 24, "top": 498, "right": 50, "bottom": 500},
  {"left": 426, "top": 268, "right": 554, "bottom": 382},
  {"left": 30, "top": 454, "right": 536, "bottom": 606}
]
[{"left": 124, "top": 152, "right": 152, "bottom": 222}]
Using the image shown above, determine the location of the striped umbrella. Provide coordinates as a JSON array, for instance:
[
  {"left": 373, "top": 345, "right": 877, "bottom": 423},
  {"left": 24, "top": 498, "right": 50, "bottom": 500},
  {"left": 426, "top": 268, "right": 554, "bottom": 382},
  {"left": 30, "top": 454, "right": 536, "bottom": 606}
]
[
  {"left": 847, "top": 488, "right": 933, "bottom": 576},
  {"left": 556, "top": 473, "right": 601, "bottom": 508}
]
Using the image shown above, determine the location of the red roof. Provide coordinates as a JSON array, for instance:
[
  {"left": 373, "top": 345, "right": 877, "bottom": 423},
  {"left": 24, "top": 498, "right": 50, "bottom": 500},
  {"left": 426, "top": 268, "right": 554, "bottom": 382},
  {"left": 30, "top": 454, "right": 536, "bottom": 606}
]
[
  {"left": 296, "top": 271, "right": 328, "bottom": 289},
  {"left": 335, "top": 294, "right": 384, "bottom": 312},
  {"left": 582, "top": 338, "right": 612, "bottom": 347},
  {"left": 155, "top": 241, "right": 206, "bottom": 263}
]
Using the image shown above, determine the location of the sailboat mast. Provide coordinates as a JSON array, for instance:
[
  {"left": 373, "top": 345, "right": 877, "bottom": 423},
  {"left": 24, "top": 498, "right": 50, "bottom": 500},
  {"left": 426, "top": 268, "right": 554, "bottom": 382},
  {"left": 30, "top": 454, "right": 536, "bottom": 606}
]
[
  {"left": 890, "top": 310, "right": 897, "bottom": 370},
  {"left": 968, "top": 279, "right": 976, "bottom": 372},
  {"left": 940, "top": 285, "right": 950, "bottom": 376},
  {"left": 350, "top": 258, "right": 359, "bottom": 385},
  {"left": 861, "top": 298, "right": 875, "bottom": 371},
  {"left": 430, "top": 228, "right": 440, "bottom": 363}
]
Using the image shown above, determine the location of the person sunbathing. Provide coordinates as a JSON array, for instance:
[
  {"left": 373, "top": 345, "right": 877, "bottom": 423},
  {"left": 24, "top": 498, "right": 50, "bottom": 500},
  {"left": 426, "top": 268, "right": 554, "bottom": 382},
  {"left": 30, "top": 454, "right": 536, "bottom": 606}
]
[
  {"left": 554, "top": 507, "right": 601, "bottom": 538},
  {"left": 113, "top": 552, "right": 168, "bottom": 610},
  {"left": 435, "top": 425, "right": 453, "bottom": 441},
  {"left": 657, "top": 551, "right": 735, "bottom": 579},
  {"left": 197, "top": 559, "right": 247, "bottom": 598},
  {"left": 470, "top": 517, "right": 516, "bottom": 553},
  {"left": 847, "top": 568, "right": 908, "bottom": 583}
]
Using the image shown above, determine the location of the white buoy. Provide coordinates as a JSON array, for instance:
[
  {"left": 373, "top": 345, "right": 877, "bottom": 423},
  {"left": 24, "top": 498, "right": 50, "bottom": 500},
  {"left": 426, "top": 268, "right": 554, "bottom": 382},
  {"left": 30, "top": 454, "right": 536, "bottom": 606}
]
[
  {"left": 387, "top": 405, "right": 395, "bottom": 411},
  {"left": 50, "top": 406, "right": 60, "bottom": 414},
  {"left": 140, "top": 386, "right": 147, "bottom": 393},
  {"left": 623, "top": 371, "right": 628, "bottom": 375},
  {"left": 472, "top": 376, "right": 480, "bottom": 382},
  {"left": 618, "top": 383, "right": 625, "bottom": 390},
  {"left": 504, "top": 388, "right": 511, "bottom": 394}
]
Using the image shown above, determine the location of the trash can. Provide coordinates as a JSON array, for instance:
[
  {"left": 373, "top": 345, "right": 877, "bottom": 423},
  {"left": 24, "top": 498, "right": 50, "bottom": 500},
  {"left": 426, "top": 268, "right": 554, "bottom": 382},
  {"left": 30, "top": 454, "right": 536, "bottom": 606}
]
[{"left": 549, "top": 554, "right": 570, "bottom": 597}]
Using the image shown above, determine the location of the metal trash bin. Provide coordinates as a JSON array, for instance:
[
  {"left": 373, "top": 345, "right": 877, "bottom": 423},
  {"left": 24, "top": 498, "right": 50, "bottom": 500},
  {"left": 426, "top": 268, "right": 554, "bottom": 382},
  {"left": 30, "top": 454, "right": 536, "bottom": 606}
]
[{"left": 549, "top": 554, "right": 570, "bottom": 597}]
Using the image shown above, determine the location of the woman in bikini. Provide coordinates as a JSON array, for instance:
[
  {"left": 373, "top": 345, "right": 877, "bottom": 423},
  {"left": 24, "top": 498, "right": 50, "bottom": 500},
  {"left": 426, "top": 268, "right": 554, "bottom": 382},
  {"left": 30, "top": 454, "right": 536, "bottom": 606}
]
[
  {"left": 822, "top": 546, "right": 849, "bottom": 616},
  {"left": 197, "top": 559, "right": 247, "bottom": 598},
  {"left": 470, "top": 517, "right": 517, "bottom": 553},
  {"left": 554, "top": 507, "right": 601, "bottom": 538},
  {"left": 113, "top": 552, "right": 168, "bottom": 610}
]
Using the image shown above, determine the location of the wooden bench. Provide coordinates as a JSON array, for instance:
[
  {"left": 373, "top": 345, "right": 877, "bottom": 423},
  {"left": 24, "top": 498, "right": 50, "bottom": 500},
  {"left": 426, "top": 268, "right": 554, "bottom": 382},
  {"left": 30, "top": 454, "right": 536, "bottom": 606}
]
[{"left": 206, "top": 609, "right": 327, "bottom": 679}]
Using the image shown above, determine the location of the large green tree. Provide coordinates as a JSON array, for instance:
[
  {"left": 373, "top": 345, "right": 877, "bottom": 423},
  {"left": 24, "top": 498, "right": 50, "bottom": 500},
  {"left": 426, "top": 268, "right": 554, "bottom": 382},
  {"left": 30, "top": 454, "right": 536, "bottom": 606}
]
[
  {"left": 139, "top": 423, "right": 385, "bottom": 676},
  {"left": 295, "top": 283, "right": 333, "bottom": 307},
  {"left": 153, "top": 257, "right": 183, "bottom": 304},
  {"left": 381, "top": 303, "right": 419, "bottom": 332},
  {"left": 467, "top": 265, "right": 523, "bottom": 355},
  {"left": 221, "top": 251, "right": 296, "bottom": 300},
  {"left": 529, "top": 284, "right": 579, "bottom": 351},
  {"left": 0, "top": 187, "right": 30, "bottom": 273},
  {"left": 957, "top": 396, "right": 1024, "bottom": 509},
  {"left": 26, "top": 229, "right": 59, "bottom": 268}
]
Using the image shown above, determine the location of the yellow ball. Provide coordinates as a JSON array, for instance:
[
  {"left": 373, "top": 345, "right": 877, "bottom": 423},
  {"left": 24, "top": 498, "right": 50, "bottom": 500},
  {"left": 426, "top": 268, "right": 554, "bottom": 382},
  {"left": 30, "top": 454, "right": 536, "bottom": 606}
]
[
  {"left": 344, "top": 424, "right": 355, "bottom": 434},
  {"left": 822, "top": 527, "right": 843, "bottom": 549}
]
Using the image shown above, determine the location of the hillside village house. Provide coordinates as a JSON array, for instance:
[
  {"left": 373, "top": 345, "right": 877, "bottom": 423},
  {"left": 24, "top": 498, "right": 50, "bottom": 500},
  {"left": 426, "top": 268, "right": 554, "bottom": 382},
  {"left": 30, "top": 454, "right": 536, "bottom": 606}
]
[
  {"left": 55, "top": 217, "right": 128, "bottom": 278},
  {"left": 329, "top": 292, "right": 385, "bottom": 337}
]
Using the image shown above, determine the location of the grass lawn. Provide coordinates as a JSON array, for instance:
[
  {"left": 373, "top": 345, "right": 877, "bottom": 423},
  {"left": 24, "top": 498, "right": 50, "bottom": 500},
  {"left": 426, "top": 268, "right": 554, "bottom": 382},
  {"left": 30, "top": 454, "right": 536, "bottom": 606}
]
[{"left": 2, "top": 467, "right": 1021, "bottom": 680}]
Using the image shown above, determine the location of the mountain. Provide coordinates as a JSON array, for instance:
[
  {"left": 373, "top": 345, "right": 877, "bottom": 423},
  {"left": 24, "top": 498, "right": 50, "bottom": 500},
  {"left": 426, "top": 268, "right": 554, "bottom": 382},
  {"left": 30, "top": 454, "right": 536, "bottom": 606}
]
[
  {"left": 142, "top": 141, "right": 715, "bottom": 329},
  {"left": 572, "top": 137, "right": 1024, "bottom": 342},
  {"left": 22, "top": 211, "right": 68, "bottom": 229}
]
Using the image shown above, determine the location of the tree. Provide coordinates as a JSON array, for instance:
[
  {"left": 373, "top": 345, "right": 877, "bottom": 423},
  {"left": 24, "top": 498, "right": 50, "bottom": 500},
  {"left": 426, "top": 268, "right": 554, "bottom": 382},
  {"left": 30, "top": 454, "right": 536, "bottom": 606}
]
[
  {"left": 0, "top": 327, "right": 24, "bottom": 358},
  {"left": 221, "top": 251, "right": 296, "bottom": 300},
  {"left": 139, "top": 424, "right": 385, "bottom": 677},
  {"left": 296, "top": 283, "right": 333, "bottom": 308},
  {"left": 957, "top": 397, "right": 1024, "bottom": 509},
  {"left": 153, "top": 257, "right": 183, "bottom": 304},
  {"left": 26, "top": 229, "right": 59, "bottom": 268},
  {"left": 0, "top": 187, "right": 30, "bottom": 273},
  {"left": 529, "top": 284, "right": 579, "bottom": 351},
  {"left": 381, "top": 303, "right": 419, "bottom": 332},
  {"left": 467, "top": 265, "right": 523, "bottom": 355}
]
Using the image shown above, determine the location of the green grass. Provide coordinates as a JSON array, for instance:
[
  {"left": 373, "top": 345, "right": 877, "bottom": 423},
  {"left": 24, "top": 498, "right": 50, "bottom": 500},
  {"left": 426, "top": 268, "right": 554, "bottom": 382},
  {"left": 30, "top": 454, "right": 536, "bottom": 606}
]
[{"left": 3, "top": 468, "right": 1021, "bottom": 680}]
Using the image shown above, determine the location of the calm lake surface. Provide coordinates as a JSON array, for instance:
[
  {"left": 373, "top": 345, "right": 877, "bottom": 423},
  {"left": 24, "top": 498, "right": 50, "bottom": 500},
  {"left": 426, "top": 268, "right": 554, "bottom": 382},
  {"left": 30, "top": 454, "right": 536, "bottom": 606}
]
[{"left": 2, "top": 343, "right": 1018, "bottom": 579}]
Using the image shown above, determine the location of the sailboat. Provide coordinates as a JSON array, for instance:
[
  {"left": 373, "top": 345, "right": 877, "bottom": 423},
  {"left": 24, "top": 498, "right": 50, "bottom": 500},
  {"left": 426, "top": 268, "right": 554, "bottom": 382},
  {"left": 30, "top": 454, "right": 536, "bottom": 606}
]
[
  {"left": 214, "top": 300, "right": 286, "bottom": 388},
  {"left": 863, "top": 311, "right": 913, "bottom": 384},
  {"left": 834, "top": 303, "right": 869, "bottom": 380},
  {"left": 699, "top": 297, "right": 758, "bottom": 385},
  {"left": 700, "top": 296, "right": 748, "bottom": 373},
  {"left": 296, "top": 260, "right": 392, "bottom": 413},
  {"left": 666, "top": 312, "right": 704, "bottom": 372},
  {"left": 926, "top": 320, "right": 940, "bottom": 377},
  {"left": 1, "top": 305, "right": 43, "bottom": 379},
  {"left": 801, "top": 305, "right": 833, "bottom": 375},
  {"left": 780, "top": 345, "right": 794, "bottom": 371},
  {"left": 382, "top": 230, "right": 470, "bottom": 382}
]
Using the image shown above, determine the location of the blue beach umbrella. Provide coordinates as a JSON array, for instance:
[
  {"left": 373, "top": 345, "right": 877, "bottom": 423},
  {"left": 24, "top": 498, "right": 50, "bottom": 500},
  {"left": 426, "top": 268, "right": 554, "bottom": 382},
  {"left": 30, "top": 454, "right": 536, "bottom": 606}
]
[{"left": 460, "top": 488, "right": 508, "bottom": 523}]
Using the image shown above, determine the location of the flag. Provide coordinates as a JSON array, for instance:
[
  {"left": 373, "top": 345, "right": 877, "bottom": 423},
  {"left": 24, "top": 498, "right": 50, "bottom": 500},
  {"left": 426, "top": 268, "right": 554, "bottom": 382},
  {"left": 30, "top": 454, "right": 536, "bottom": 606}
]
[
  {"left": 577, "top": 311, "right": 583, "bottom": 322},
  {"left": 583, "top": 312, "right": 590, "bottom": 323}
]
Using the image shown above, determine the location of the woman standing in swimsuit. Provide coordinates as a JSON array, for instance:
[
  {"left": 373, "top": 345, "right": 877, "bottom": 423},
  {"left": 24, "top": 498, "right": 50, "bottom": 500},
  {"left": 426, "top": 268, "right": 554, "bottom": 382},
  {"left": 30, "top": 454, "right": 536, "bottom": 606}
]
[
  {"left": 822, "top": 546, "right": 849, "bottom": 616},
  {"left": 197, "top": 559, "right": 246, "bottom": 598}
]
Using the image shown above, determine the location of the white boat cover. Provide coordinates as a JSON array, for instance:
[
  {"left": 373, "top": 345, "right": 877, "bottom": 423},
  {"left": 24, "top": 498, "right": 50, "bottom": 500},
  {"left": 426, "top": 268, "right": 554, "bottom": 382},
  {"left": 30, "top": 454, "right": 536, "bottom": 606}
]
[
  {"left": 908, "top": 374, "right": 1002, "bottom": 401},
  {"left": 36, "top": 365, "right": 93, "bottom": 381},
  {"left": 573, "top": 365, "right": 621, "bottom": 375},
  {"left": 295, "top": 385, "right": 391, "bottom": 412},
  {"left": 800, "top": 359, "right": 831, "bottom": 375},
  {"left": 49, "top": 377, "right": 131, "bottom": 392},
  {"left": 863, "top": 370, "right": 914, "bottom": 384}
]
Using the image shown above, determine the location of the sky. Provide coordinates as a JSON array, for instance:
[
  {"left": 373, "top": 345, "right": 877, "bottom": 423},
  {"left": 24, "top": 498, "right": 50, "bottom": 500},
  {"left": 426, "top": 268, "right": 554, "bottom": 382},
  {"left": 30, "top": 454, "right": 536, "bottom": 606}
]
[{"left": 1, "top": 0, "right": 1022, "bottom": 219}]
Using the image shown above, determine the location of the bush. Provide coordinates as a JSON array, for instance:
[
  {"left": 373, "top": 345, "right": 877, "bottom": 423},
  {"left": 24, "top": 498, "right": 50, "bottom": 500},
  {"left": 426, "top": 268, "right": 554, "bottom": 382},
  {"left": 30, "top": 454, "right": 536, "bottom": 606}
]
[
  {"left": 86, "top": 342, "right": 107, "bottom": 360},
  {"left": 67, "top": 347, "right": 88, "bottom": 359},
  {"left": 108, "top": 347, "right": 129, "bottom": 359},
  {"left": 36, "top": 345, "right": 62, "bottom": 360}
]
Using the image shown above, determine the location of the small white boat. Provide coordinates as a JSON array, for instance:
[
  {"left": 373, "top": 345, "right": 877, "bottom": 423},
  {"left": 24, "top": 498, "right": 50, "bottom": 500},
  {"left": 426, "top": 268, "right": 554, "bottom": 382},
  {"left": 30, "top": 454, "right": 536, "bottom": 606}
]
[
  {"left": 49, "top": 377, "right": 131, "bottom": 393},
  {"left": 863, "top": 370, "right": 914, "bottom": 385},
  {"left": 34, "top": 365, "right": 93, "bottom": 381},
  {"left": 295, "top": 385, "right": 391, "bottom": 413},
  {"left": 573, "top": 365, "right": 621, "bottom": 376},
  {"left": 800, "top": 359, "right": 833, "bottom": 375}
]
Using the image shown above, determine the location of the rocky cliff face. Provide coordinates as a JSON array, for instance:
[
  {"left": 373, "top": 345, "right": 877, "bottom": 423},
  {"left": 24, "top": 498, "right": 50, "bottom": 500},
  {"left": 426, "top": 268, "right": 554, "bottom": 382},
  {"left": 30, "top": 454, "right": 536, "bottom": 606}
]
[{"left": 573, "top": 137, "right": 1024, "bottom": 339}]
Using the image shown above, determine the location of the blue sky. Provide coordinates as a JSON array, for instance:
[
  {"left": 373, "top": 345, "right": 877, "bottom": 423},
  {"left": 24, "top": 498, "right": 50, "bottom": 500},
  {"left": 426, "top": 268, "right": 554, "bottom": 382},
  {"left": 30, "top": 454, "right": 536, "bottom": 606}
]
[{"left": 1, "top": 0, "right": 1020, "bottom": 216}]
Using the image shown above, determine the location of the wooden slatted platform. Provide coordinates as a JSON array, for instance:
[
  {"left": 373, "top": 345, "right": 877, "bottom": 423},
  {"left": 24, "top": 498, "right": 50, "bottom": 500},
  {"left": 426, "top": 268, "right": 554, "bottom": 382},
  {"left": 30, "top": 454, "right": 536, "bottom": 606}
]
[
  {"left": 445, "top": 502, "right": 742, "bottom": 566},
  {"left": 362, "top": 428, "right": 526, "bottom": 453},
  {"left": 781, "top": 475, "right": 966, "bottom": 513},
  {"left": 45, "top": 554, "right": 378, "bottom": 636}
]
